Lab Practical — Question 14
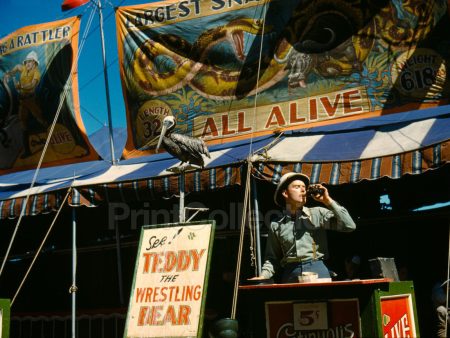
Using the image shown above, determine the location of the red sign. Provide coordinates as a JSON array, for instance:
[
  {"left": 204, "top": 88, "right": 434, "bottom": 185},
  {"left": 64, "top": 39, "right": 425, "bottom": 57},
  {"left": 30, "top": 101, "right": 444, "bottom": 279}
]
[
  {"left": 266, "top": 299, "right": 361, "bottom": 338},
  {"left": 380, "top": 295, "right": 416, "bottom": 338}
]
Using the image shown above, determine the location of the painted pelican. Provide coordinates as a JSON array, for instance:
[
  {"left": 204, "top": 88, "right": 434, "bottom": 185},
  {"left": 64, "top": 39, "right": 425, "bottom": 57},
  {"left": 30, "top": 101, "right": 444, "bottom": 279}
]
[{"left": 156, "top": 116, "right": 210, "bottom": 168}]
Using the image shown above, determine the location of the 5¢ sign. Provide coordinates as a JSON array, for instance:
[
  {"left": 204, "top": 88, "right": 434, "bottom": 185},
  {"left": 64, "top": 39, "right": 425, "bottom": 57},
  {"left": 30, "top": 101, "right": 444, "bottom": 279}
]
[{"left": 293, "top": 302, "right": 328, "bottom": 331}]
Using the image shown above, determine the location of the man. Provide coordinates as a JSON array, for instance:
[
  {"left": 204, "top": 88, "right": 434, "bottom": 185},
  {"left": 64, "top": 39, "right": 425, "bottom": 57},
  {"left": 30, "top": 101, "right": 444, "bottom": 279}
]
[
  {"left": 4, "top": 50, "right": 47, "bottom": 158},
  {"left": 254, "top": 172, "right": 356, "bottom": 283},
  {"left": 432, "top": 277, "right": 450, "bottom": 338}
]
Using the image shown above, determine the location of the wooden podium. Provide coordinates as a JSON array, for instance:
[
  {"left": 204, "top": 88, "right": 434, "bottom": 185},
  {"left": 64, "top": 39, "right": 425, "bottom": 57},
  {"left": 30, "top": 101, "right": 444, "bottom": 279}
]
[{"left": 238, "top": 279, "right": 419, "bottom": 337}]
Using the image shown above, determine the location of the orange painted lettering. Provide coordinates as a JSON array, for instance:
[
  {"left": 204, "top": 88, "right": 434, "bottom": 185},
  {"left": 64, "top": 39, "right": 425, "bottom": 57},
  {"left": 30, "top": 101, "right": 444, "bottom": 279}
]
[
  {"left": 145, "top": 287, "right": 153, "bottom": 302},
  {"left": 138, "top": 306, "right": 148, "bottom": 326},
  {"left": 222, "top": 115, "right": 236, "bottom": 135},
  {"left": 163, "top": 305, "right": 177, "bottom": 325},
  {"left": 309, "top": 98, "right": 318, "bottom": 120},
  {"left": 202, "top": 117, "right": 219, "bottom": 137},
  {"left": 163, "top": 251, "right": 177, "bottom": 272},
  {"left": 320, "top": 94, "right": 341, "bottom": 117},
  {"left": 148, "top": 305, "right": 163, "bottom": 325},
  {"left": 178, "top": 305, "right": 191, "bottom": 325},
  {"left": 191, "top": 249, "right": 206, "bottom": 271},
  {"left": 135, "top": 287, "right": 145, "bottom": 303},
  {"left": 176, "top": 250, "right": 191, "bottom": 271},
  {"left": 237, "top": 112, "right": 251, "bottom": 132},
  {"left": 142, "top": 252, "right": 159, "bottom": 273},
  {"left": 289, "top": 102, "right": 305, "bottom": 123},
  {"left": 265, "top": 106, "right": 286, "bottom": 128},
  {"left": 343, "top": 89, "right": 362, "bottom": 114}
]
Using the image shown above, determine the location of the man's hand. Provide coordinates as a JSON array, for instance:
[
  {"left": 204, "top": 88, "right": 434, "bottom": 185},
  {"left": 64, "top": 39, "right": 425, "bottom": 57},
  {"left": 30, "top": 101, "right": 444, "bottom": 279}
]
[
  {"left": 310, "top": 184, "right": 333, "bottom": 206},
  {"left": 247, "top": 276, "right": 267, "bottom": 281}
]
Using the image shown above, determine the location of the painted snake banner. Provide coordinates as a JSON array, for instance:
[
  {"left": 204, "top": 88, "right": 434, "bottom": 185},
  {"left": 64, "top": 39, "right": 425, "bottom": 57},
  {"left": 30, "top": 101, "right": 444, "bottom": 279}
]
[
  {"left": 116, "top": 0, "right": 449, "bottom": 159},
  {"left": 0, "top": 16, "right": 99, "bottom": 174}
]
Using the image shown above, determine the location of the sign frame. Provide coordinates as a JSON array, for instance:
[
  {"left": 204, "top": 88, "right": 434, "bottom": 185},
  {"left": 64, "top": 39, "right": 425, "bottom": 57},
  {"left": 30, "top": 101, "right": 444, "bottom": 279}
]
[
  {"left": 379, "top": 294, "right": 417, "bottom": 338},
  {"left": 362, "top": 280, "right": 419, "bottom": 337},
  {"left": 0, "top": 299, "right": 10, "bottom": 338},
  {"left": 123, "top": 221, "right": 215, "bottom": 338}
]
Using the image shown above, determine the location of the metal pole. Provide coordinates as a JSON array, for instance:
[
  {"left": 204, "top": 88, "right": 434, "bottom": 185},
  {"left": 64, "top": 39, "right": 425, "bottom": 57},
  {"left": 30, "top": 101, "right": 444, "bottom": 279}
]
[
  {"left": 97, "top": 0, "right": 116, "bottom": 164},
  {"left": 251, "top": 177, "right": 262, "bottom": 275},
  {"left": 179, "top": 170, "right": 185, "bottom": 223},
  {"left": 71, "top": 207, "right": 77, "bottom": 338},
  {"left": 115, "top": 221, "right": 124, "bottom": 305},
  {"left": 445, "top": 221, "right": 450, "bottom": 337}
]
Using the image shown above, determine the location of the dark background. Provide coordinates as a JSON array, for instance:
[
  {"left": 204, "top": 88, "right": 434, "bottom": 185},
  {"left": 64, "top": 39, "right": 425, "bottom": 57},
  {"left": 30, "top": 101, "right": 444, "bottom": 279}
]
[{"left": 0, "top": 163, "right": 449, "bottom": 336}]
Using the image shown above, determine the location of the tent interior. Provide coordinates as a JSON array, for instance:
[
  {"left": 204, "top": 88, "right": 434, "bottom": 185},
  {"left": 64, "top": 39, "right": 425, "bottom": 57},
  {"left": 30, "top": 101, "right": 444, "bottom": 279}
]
[{"left": 0, "top": 147, "right": 449, "bottom": 336}]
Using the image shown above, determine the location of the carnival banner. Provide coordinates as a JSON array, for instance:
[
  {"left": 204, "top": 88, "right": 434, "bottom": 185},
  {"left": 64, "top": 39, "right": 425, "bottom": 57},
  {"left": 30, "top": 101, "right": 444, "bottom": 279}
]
[
  {"left": 0, "top": 17, "right": 99, "bottom": 174},
  {"left": 124, "top": 221, "right": 215, "bottom": 337},
  {"left": 116, "top": 0, "right": 449, "bottom": 159}
]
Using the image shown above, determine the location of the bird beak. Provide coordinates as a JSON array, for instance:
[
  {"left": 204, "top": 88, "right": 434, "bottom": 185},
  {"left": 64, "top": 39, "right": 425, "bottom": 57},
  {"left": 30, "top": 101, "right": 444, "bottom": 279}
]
[{"left": 155, "top": 121, "right": 168, "bottom": 153}]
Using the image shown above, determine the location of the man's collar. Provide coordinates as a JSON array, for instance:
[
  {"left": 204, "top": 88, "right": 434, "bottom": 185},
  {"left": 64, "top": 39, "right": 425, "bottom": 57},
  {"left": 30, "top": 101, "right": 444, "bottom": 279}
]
[{"left": 281, "top": 207, "right": 311, "bottom": 220}]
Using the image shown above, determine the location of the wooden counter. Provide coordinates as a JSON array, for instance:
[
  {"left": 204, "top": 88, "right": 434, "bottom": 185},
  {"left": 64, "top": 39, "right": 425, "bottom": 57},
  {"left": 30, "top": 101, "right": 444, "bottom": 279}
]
[{"left": 237, "top": 279, "right": 418, "bottom": 338}]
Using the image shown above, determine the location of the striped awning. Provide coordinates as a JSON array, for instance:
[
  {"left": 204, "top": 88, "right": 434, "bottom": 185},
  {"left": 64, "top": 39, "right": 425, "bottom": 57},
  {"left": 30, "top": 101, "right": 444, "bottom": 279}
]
[
  {"left": 0, "top": 190, "right": 67, "bottom": 219},
  {"left": 70, "top": 165, "right": 243, "bottom": 207},
  {"left": 251, "top": 106, "right": 450, "bottom": 185},
  {"left": 0, "top": 135, "right": 275, "bottom": 218},
  {"left": 0, "top": 105, "right": 449, "bottom": 218}
]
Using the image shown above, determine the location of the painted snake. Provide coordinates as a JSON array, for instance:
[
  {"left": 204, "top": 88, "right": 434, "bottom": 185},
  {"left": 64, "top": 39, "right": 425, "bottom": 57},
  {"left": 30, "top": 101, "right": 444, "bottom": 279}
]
[
  {"left": 132, "top": 17, "right": 288, "bottom": 100},
  {"left": 131, "top": 0, "right": 375, "bottom": 99},
  {"left": 131, "top": 0, "right": 442, "bottom": 99}
]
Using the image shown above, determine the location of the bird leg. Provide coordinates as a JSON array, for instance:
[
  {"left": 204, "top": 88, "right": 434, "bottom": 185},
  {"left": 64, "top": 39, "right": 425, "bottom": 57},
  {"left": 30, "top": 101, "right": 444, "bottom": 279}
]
[
  {"left": 178, "top": 162, "right": 189, "bottom": 173},
  {"left": 176, "top": 162, "right": 202, "bottom": 172}
]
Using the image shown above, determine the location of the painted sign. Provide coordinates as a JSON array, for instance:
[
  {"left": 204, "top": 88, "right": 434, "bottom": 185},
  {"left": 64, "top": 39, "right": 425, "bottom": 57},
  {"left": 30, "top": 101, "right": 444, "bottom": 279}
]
[
  {"left": 124, "top": 221, "right": 215, "bottom": 338},
  {"left": 0, "top": 17, "right": 99, "bottom": 174},
  {"left": 116, "top": 0, "right": 449, "bottom": 159},
  {"left": 380, "top": 294, "right": 416, "bottom": 338},
  {"left": 293, "top": 302, "right": 328, "bottom": 331},
  {"left": 265, "top": 299, "right": 361, "bottom": 338}
]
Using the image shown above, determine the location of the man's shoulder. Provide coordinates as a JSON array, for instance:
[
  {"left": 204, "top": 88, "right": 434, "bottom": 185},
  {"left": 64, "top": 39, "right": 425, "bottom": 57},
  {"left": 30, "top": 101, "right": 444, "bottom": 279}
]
[
  {"left": 269, "top": 214, "right": 287, "bottom": 229},
  {"left": 270, "top": 215, "right": 284, "bottom": 224}
]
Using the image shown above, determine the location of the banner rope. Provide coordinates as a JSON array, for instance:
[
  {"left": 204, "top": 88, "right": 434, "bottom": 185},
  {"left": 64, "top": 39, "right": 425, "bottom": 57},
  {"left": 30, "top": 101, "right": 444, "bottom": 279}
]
[
  {"left": 248, "top": 1, "right": 269, "bottom": 158},
  {"left": 245, "top": 1, "right": 269, "bottom": 281},
  {"left": 11, "top": 188, "right": 72, "bottom": 306},
  {"left": 231, "top": 160, "right": 252, "bottom": 319}
]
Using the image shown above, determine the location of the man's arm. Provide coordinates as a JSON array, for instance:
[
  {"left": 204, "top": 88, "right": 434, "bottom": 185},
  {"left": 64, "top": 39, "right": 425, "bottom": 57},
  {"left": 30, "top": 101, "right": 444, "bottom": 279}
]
[
  {"left": 4, "top": 65, "right": 21, "bottom": 78},
  {"left": 310, "top": 184, "right": 356, "bottom": 231},
  {"left": 250, "top": 223, "right": 283, "bottom": 280},
  {"left": 323, "top": 200, "right": 356, "bottom": 231}
]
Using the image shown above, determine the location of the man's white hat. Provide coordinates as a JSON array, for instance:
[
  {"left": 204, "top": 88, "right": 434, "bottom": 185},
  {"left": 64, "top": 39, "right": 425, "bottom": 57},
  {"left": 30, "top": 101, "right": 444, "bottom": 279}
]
[
  {"left": 274, "top": 172, "right": 310, "bottom": 207},
  {"left": 24, "top": 51, "right": 39, "bottom": 65}
]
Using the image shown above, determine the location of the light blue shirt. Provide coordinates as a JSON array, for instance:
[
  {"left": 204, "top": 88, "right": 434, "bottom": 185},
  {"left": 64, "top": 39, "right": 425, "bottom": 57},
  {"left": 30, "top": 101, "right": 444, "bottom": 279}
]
[{"left": 260, "top": 200, "right": 356, "bottom": 279}]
